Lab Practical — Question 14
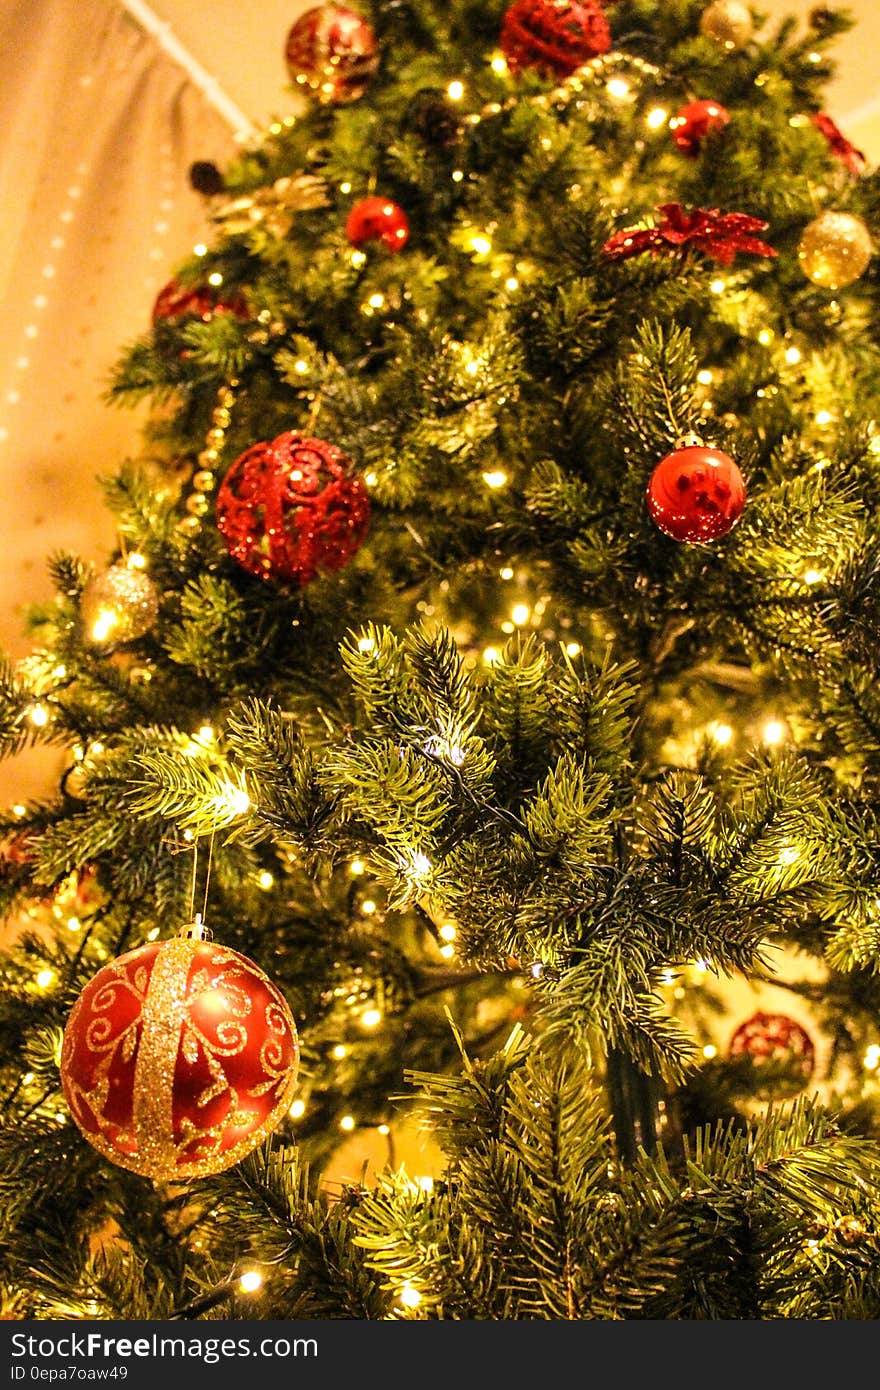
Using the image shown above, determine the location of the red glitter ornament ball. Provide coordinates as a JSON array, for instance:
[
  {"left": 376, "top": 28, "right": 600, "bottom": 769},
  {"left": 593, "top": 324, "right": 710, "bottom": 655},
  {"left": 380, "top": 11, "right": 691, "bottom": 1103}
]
[
  {"left": 151, "top": 278, "right": 248, "bottom": 325},
  {"left": 345, "top": 196, "right": 410, "bottom": 253},
  {"left": 60, "top": 928, "right": 300, "bottom": 1180},
  {"left": 729, "top": 1011, "right": 815, "bottom": 1094},
  {"left": 284, "top": 5, "right": 379, "bottom": 104},
  {"left": 647, "top": 443, "right": 745, "bottom": 543},
  {"left": 216, "top": 430, "right": 371, "bottom": 586},
  {"left": 500, "top": 0, "right": 610, "bottom": 76},
  {"left": 670, "top": 98, "right": 731, "bottom": 156}
]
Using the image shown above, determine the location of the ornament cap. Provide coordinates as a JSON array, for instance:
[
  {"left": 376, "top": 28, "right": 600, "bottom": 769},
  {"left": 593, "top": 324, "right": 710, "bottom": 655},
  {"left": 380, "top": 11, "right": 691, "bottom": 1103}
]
[
  {"left": 178, "top": 915, "right": 213, "bottom": 942},
  {"left": 675, "top": 432, "right": 706, "bottom": 450}
]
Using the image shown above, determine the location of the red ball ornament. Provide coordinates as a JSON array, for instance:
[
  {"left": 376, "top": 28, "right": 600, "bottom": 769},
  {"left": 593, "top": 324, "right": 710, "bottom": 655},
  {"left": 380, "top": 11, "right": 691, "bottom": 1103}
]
[
  {"left": 284, "top": 5, "right": 379, "bottom": 105},
  {"left": 646, "top": 442, "right": 745, "bottom": 543},
  {"left": 729, "top": 1011, "right": 815, "bottom": 1094},
  {"left": 500, "top": 0, "right": 611, "bottom": 77},
  {"left": 670, "top": 98, "right": 731, "bottom": 156},
  {"left": 216, "top": 430, "right": 371, "bottom": 586},
  {"left": 345, "top": 196, "right": 410, "bottom": 253},
  {"left": 152, "top": 278, "right": 248, "bottom": 325},
  {"left": 60, "top": 926, "right": 300, "bottom": 1180}
]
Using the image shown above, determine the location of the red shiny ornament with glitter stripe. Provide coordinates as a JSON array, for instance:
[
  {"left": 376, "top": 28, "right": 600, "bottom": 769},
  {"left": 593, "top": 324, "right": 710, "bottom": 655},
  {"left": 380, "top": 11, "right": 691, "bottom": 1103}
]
[
  {"left": 216, "top": 431, "right": 370, "bottom": 587},
  {"left": 500, "top": 0, "right": 611, "bottom": 77},
  {"left": 345, "top": 196, "right": 410, "bottom": 253},
  {"left": 647, "top": 443, "right": 745, "bottom": 543},
  {"left": 60, "top": 931, "right": 299, "bottom": 1180},
  {"left": 670, "top": 98, "right": 731, "bottom": 155},
  {"left": 151, "top": 278, "right": 248, "bottom": 324},
  {"left": 284, "top": 4, "right": 379, "bottom": 104},
  {"left": 729, "top": 1011, "right": 815, "bottom": 1089}
]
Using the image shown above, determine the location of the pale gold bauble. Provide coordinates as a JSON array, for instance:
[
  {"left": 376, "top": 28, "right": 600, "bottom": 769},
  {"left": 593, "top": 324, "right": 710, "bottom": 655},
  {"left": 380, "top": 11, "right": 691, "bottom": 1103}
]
[
  {"left": 798, "top": 210, "right": 874, "bottom": 290},
  {"left": 80, "top": 561, "right": 159, "bottom": 645},
  {"left": 699, "top": 0, "right": 754, "bottom": 50}
]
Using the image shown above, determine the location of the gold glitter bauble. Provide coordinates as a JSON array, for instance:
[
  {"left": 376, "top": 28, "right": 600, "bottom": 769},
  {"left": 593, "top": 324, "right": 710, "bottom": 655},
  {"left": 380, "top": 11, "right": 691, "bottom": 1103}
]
[
  {"left": 699, "top": 0, "right": 754, "bottom": 49},
  {"left": 798, "top": 210, "right": 874, "bottom": 290},
  {"left": 80, "top": 562, "right": 159, "bottom": 645},
  {"left": 60, "top": 927, "right": 300, "bottom": 1181}
]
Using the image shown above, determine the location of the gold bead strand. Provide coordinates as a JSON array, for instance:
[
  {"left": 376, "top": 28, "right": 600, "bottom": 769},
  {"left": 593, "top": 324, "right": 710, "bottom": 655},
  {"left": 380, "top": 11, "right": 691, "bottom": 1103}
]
[{"left": 177, "top": 379, "right": 240, "bottom": 536}]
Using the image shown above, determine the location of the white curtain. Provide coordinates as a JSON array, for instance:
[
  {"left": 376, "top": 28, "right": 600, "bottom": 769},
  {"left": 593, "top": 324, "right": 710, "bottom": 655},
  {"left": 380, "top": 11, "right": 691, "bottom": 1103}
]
[{"left": 0, "top": 0, "right": 238, "bottom": 804}]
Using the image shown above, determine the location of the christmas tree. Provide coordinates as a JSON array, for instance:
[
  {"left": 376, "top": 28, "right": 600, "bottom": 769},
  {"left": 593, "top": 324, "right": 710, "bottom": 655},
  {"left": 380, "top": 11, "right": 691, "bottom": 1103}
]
[{"left": 3, "top": 0, "right": 880, "bottom": 1321}]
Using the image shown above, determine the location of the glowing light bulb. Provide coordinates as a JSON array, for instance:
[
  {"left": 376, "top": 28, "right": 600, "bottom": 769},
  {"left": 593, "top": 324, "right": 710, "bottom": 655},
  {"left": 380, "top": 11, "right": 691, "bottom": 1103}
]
[
  {"left": 491, "top": 54, "right": 509, "bottom": 75},
  {"left": 340, "top": 1114, "right": 356, "bottom": 1131},
  {"left": 758, "top": 329, "right": 774, "bottom": 346},
  {"left": 785, "top": 346, "right": 802, "bottom": 365},
  {"left": 214, "top": 782, "right": 251, "bottom": 818},
  {"left": 708, "top": 722, "right": 733, "bottom": 747},
  {"left": 815, "top": 409, "right": 833, "bottom": 426},
  {"left": 91, "top": 609, "right": 117, "bottom": 643},
  {"left": 207, "top": 272, "right": 223, "bottom": 287},
  {"left": 146, "top": 927, "right": 160, "bottom": 941},
  {"left": 439, "top": 924, "right": 457, "bottom": 942},
  {"left": 702, "top": 1044, "right": 718, "bottom": 1060},
  {"left": 762, "top": 719, "right": 785, "bottom": 746},
  {"left": 469, "top": 235, "right": 492, "bottom": 256},
  {"left": 483, "top": 646, "right": 500, "bottom": 665},
  {"left": 710, "top": 278, "right": 726, "bottom": 295},
  {"left": 289, "top": 1098, "right": 306, "bottom": 1118},
  {"left": 66, "top": 916, "right": 81, "bottom": 932},
  {"left": 452, "top": 170, "right": 464, "bottom": 182},
  {"left": 29, "top": 704, "right": 49, "bottom": 727},
  {"left": 778, "top": 845, "right": 800, "bottom": 866},
  {"left": 697, "top": 369, "right": 714, "bottom": 386},
  {"left": 293, "top": 359, "right": 309, "bottom": 374},
  {"left": 257, "top": 870, "right": 274, "bottom": 890},
  {"left": 339, "top": 181, "right": 352, "bottom": 194},
  {"left": 447, "top": 81, "right": 465, "bottom": 101},
  {"left": 362, "top": 899, "right": 377, "bottom": 915},
  {"left": 607, "top": 77, "right": 630, "bottom": 99},
  {"left": 646, "top": 106, "right": 668, "bottom": 130},
  {"left": 12, "top": 804, "right": 26, "bottom": 817},
  {"left": 332, "top": 1044, "right": 348, "bottom": 1060},
  {"left": 377, "top": 1123, "right": 390, "bottom": 1136},
  {"left": 193, "top": 243, "right": 207, "bottom": 257},
  {"left": 368, "top": 292, "right": 385, "bottom": 309},
  {"left": 565, "top": 641, "right": 581, "bottom": 657},
  {"left": 361, "top": 1008, "right": 382, "bottom": 1028},
  {"left": 399, "top": 1284, "right": 422, "bottom": 1308},
  {"left": 36, "top": 969, "right": 55, "bottom": 989},
  {"left": 504, "top": 276, "right": 519, "bottom": 292},
  {"left": 803, "top": 568, "right": 825, "bottom": 585},
  {"left": 350, "top": 249, "right": 367, "bottom": 268},
  {"left": 500, "top": 566, "right": 514, "bottom": 580},
  {"left": 351, "top": 859, "right": 365, "bottom": 875},
  {"left": 482, "top": 470, "right": 508, "bottom": 489},
  {"left": 511, "top": 604, "right": 530, "bottom": 626},
  {"left": 239, "top": 1271, "right": 263, "bottom": 1293},
  {"left": 439, "top": 943, "right": 455, "bottom": 958}
]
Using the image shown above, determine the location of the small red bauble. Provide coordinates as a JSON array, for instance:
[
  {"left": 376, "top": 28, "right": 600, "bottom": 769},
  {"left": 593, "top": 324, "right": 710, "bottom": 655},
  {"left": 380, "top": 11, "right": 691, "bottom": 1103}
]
[
  {"left": 345, "top": 197, "right": 410, "bottom": 253},
  {"left": 500, "top": 0, "right": 611, "bottom": 77},
  {"left": 152, "top": 278, "right": 248, "bottom": 325},
  {"left": 670, "top": 98, "right": 731, "bottom": 156},
  {"left": 729, "top": 1011, "right": 815, "bottom": 1094},
  {"left": 647, "top": 443, "right": 745, "bottom": 543},
  {"left": 61, "top": 928, "right": 300, "bottom": 1180},
  {"left": 216, "top": 430, "right": 371, "bottom": 586},
  {"left": 284, "top": 5, "right": 379, "bottom": 104}
]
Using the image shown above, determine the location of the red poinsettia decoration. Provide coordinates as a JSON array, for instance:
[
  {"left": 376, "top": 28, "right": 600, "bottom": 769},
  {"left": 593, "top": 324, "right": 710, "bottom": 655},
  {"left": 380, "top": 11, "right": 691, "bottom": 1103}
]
[
  {"left": 811, "top": 112, "right": 866, "bottom": 177},
  {"left": 602, "top": 203, "right": 777, "bottom": 266}
]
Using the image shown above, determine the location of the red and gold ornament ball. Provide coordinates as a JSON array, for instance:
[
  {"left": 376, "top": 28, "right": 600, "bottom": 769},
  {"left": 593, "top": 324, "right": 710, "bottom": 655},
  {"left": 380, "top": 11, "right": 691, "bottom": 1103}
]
[
  {"left": 729, "top": 1010, "right": 815, "bottom": 1094},
  {"left": 345, "top": 196, "right": 410, "bottom": 253},
  {"left": 216, "top": 430, "right": 371, "bottom": 587},
  {"left": 60, "top": 928, "right": 300, "bottom": 1181},
  {"left": 647, "top": 442, "right": 745, "bottom": 543},
  {"left": 500, "top": 0, "right": 611, "bottom": 77},
  {"left": 284, "top": 4, "right": 379, "bottom": 104},
  {"left": 670, "top": 98, "right": 731, "bottom": 156},
  {"left": 152, "top": 278, "right": 248, "bottom": 326}
]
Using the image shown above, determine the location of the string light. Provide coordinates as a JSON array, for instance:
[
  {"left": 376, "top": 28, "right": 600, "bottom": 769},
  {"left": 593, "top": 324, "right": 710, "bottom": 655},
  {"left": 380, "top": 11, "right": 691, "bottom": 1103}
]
[
  {"left": 490, "top": 54, "right": 509, "bottom": 75},
  {"left": 331, "top": 1044, "right": 348, "bottom": 1060},
  {"left": 351, "top": 859, "right": 365, "bottom": 875},
  {"left": 708, "top": 721, "right": 733, "bottom": 747},
  {"left": 361, "top": 899, "right": 377, "bottom": 915},
  {"left": 212, "top": 781, "right": 251, "bottom": 819},
  {"left": 29, "top": 704, "right": 49, "bottom": 727},
  {"left": 511, "top": 604, "right": 530, "bottom": 626},
  {"left": 361, "top": 1008, "right": 382, "bottom": 1028},
  {"left": 193, "top": 243, "right": 207, "bottom": 257},
  {"left": 482, "top": 470, "right": 507, "bottom": 489},
  {"left": 646, "top": 106, "right": 668, "bottom": 130},
  {"left": 702, "top": 1044, "right": 718, "bottom": 1059},
  {"left": 12, "top": 804, "right": 26, "bottom": 818},
  {"left": 447, "top": 80, "right": 465, "bottom": 100},
  {"left": 35, "top": 969, "right": 55, "bottom": 989},
  {"left": 399, "top": 1283, "right": 422, "bottom": 1309},
  {"left": 815, "top": 409, "right": 833, "bottom": 426},
  {"left": 451, "top": 170, "right": 464, "bottom": 183},
  {"left": 257, "top": 870, "right": 274, "bottom": 890},
  {"left": 289, "top": 1098, "right": 306, "bottom": 1119},
  {"left": 439, "top": 925, "right": 457, "bottom": 942},
  {"left": 606, "top": 77, "right": 630, "bottom": 99},
  {"left": 238, "top": 1271, "right": 263, "bottom": 1293},
  {"left": 710, "top": 278, "right": 726, "bottom": 295},
  {"left": 864, "top": 1045, "right": 880, "bottom": 1072},
  {"left": 803, "top": 568, "right": 825, "bottom": 585},
  {"left": 784, "top": 346, "right": 802, "bottom": 365},
  {"left": 340, "top": 1114, "right": 356, "bottom": 1131},
  {"left": 565, "top": 641, "right": 581, "bottom": 657},
  {"left": 504, "top": 276, "right": 519, "bottom": 292},
  {"left": 146, "top": 927, "right": 160, "bottom": 941},
  {"left": 762, "top": 719, "right": 786, "bottom": 746},
  {"left": 207, "top": 272, "right": 223, "bottom": 287},
  {"left": 758, "top": 329, "right": 774, "bottom": 346},
  {"left": 439, "top": 944, "right": 455, "bottom": 959},
  {"left": 482, "top": 646, "right": 500, "bottom": 665}
]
